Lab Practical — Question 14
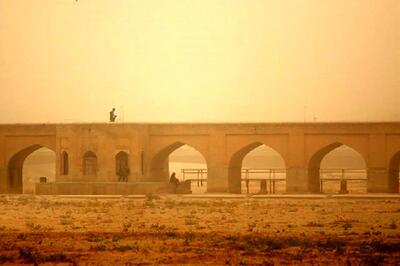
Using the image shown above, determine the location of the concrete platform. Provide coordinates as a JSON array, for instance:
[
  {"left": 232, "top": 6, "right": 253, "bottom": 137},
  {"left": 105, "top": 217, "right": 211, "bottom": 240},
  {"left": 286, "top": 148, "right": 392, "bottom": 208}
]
[
  {"left": 184, "top": 193, "right": 400, "bottom": 199},
  {"left": 56, "top": 195, "right": 146, "bottom": 199},
  {"left": 330, "top": 193, "right": 400, "bottom": 199},
  {"left": 252, "top": 194, "right": 327, "bottom": 199},
  {"left": 32, "top": 182, "right": 400, "bottom": 199},
  {"left": 35, "top": 182, "right": 169, "bottom": 195},
  {"left": 181, "top": 193, "right": 247, "bottom": 199}
]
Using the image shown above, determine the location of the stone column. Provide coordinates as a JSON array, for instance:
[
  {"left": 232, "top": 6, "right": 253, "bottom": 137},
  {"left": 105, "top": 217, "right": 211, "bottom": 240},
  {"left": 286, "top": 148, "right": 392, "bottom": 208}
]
[
  {"left": 0, "top": 134, "right": 6, "bottom": 193},
  {"left": 367, "top": 134, "right": 391, "bottom": 193},
  {"left": 286, "top": 131, "right": 310, "bottom": 193},
  {"left": 148, "top": 159, "right": 170, "bottom": 182},
  {"left": 286, "top": 167, "right": 309, "bottom": 193},
  {"left": 0, "top": 167, "right": 7, "bottom": 193},
  {"left": 367, "top": 168, "right": 390, "bottom": 192},
  {"left": 207, "top": 130, "right": 229, "bottom": 193}
]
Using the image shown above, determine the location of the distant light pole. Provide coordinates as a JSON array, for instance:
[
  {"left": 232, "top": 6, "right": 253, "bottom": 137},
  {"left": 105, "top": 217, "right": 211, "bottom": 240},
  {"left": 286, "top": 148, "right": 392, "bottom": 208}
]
[
  {"left": 119, "top": 105, "right": 125, "bottom": 122},
  {"left": 313, "top": 106, "right": 317, "bottom": 122}
]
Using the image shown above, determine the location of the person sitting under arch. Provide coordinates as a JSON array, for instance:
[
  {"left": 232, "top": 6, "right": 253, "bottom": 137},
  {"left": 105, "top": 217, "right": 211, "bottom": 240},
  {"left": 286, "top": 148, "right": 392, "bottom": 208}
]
[{"left": 169, "top": 172, "right": 180, "bottom": 186}]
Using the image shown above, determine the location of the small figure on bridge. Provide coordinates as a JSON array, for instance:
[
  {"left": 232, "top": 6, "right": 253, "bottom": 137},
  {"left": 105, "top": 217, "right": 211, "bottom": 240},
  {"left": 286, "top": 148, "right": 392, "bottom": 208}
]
[{"left": 110, "top": 108, "right": 117, "bottom": 122}]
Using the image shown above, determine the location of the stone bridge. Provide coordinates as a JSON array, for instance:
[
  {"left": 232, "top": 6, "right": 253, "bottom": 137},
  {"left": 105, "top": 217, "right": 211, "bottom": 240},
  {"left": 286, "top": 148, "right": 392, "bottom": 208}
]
[{"left": 1, "top": 122, "right": 400, "bottom": 194}]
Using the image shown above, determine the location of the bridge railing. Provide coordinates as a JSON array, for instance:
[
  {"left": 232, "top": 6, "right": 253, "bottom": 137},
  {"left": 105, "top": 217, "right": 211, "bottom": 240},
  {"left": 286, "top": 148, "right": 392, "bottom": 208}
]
[
  {"left": 181, "top": 168, "right": 208, "bottom": 187},
  {"left": 240, "top": 168, "right": 286, "bottom": 194},
  {"left": 319, "top": 168, "right": 366, "bottom": 180},
  {"left": 181, "top": 168, "right": 287, "bottom": 194},
  {"left": 181, "top": 168, "right": 399, "bottom": 194},
  {"left": 319, "top": 168, "right": 367, "bottom": 193}
]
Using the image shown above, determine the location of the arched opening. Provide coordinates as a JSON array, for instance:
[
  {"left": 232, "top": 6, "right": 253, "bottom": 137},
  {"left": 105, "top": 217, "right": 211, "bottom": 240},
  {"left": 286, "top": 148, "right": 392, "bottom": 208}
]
[
  {"left": 309, "top": 143, "right": 367, "bottom": 193},
  {"left": 388, "top": 151, "right": 400, "bottom": 193},
  {"left": 7, "top": 145, "right": 55, "bottom": 194},
  {"left": 83, "top": 151, "right": 97, "bottom": 176},
  {"left": 115, "top": 151, "right": 129, "bottom": 182},
  {"left": 149, "top": 142, "right": 208, "bottom": 193},
  {"left": 229, "top": 143, "right": 286, "bottom": 194},
  {"left": 169, "top": 145, "right": 207, "bottom": 193},
  {"left": 60, "top": 151, "right": 69, "bottom": 175}
]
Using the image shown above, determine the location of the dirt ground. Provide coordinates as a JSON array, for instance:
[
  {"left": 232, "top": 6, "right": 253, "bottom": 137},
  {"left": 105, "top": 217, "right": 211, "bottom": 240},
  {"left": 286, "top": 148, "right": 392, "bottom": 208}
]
[{"left": 0, "top": 195, "right": 399, "bottom": 265}]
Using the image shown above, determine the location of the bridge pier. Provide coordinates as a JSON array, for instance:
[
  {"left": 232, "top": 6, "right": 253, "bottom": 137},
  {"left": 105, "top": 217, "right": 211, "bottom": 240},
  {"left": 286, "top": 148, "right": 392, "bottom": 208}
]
[
  {"left": 148, "top": 160, "right": 170, "bottom": 182},
  {"left": 0, "top": 167, "right": 7, "bottom": 193},
  {"left": 286, "top": 167, "right": 310, "bottom": 193},
  {"left": 206, "top": 131, "right": 230, "bottom": 193},
  {"left": 367, "top": 168, "right": 392, "bottom": 193},
  {"left": 207, "top": 166, "right": 229, "bottom": 193}
]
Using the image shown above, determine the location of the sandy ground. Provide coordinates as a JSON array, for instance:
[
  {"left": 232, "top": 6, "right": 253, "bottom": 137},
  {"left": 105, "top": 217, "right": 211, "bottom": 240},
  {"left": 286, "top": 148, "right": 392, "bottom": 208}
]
[{"left": 0, "top": 194, "right": 399, "bottom": 265}]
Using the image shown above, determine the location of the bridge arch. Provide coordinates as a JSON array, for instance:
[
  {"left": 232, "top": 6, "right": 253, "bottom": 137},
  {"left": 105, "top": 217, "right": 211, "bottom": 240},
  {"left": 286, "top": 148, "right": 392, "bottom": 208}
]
[
  {"left": 388, "top": 151, "right": 400, "bottom": 193},
  {"left": 149, "top": 141, "right": 208, "bottom": 184},
  {"left": 307, "top": 142, "right": 367, "bottom": 193},
  {"left": 7, "top": 144, "right": 55, "bottom": 193},
  {"left": 228, "top": 142, "right": 287, "bottom": 193}
]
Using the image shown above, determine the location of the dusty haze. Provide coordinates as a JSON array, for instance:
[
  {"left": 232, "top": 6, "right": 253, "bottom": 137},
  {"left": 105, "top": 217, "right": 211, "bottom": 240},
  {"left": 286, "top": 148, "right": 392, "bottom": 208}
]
[
  {"left": 0, "top": 0, "right": 399, "bottom": 123},
  {"left": 1, "top": 2, "right": 400, "bottom": 265}
]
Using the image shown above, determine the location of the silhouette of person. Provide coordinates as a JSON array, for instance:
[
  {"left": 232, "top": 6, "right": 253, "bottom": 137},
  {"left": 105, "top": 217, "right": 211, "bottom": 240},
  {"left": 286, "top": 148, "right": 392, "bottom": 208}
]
[
  {"left": 118, "top": 164, "right": 130, "bottom": 182},
  {"left": 169, "top": 172, "right": 180, "bottom": 186},
  {"left": 110, "top": 108, "right": 117, "bottom": 122}
]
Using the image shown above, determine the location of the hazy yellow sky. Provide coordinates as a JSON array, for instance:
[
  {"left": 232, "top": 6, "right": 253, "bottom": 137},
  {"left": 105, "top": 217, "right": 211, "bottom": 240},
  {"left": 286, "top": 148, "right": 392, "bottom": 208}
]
[{"left": 0, "top": 0, "right": 399, "bottom": 123}]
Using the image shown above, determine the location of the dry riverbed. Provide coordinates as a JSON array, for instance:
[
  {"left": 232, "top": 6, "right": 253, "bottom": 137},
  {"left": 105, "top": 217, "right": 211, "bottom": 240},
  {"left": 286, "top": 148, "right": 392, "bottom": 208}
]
[{"left": 0, "top": 194, "right": 399, "bottom": 265}]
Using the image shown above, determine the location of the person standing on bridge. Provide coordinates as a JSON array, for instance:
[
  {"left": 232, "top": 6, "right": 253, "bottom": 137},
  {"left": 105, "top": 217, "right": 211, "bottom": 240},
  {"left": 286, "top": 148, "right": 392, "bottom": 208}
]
[{"left": 110, "top": 108, "right": 117, "bottom": 122}]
